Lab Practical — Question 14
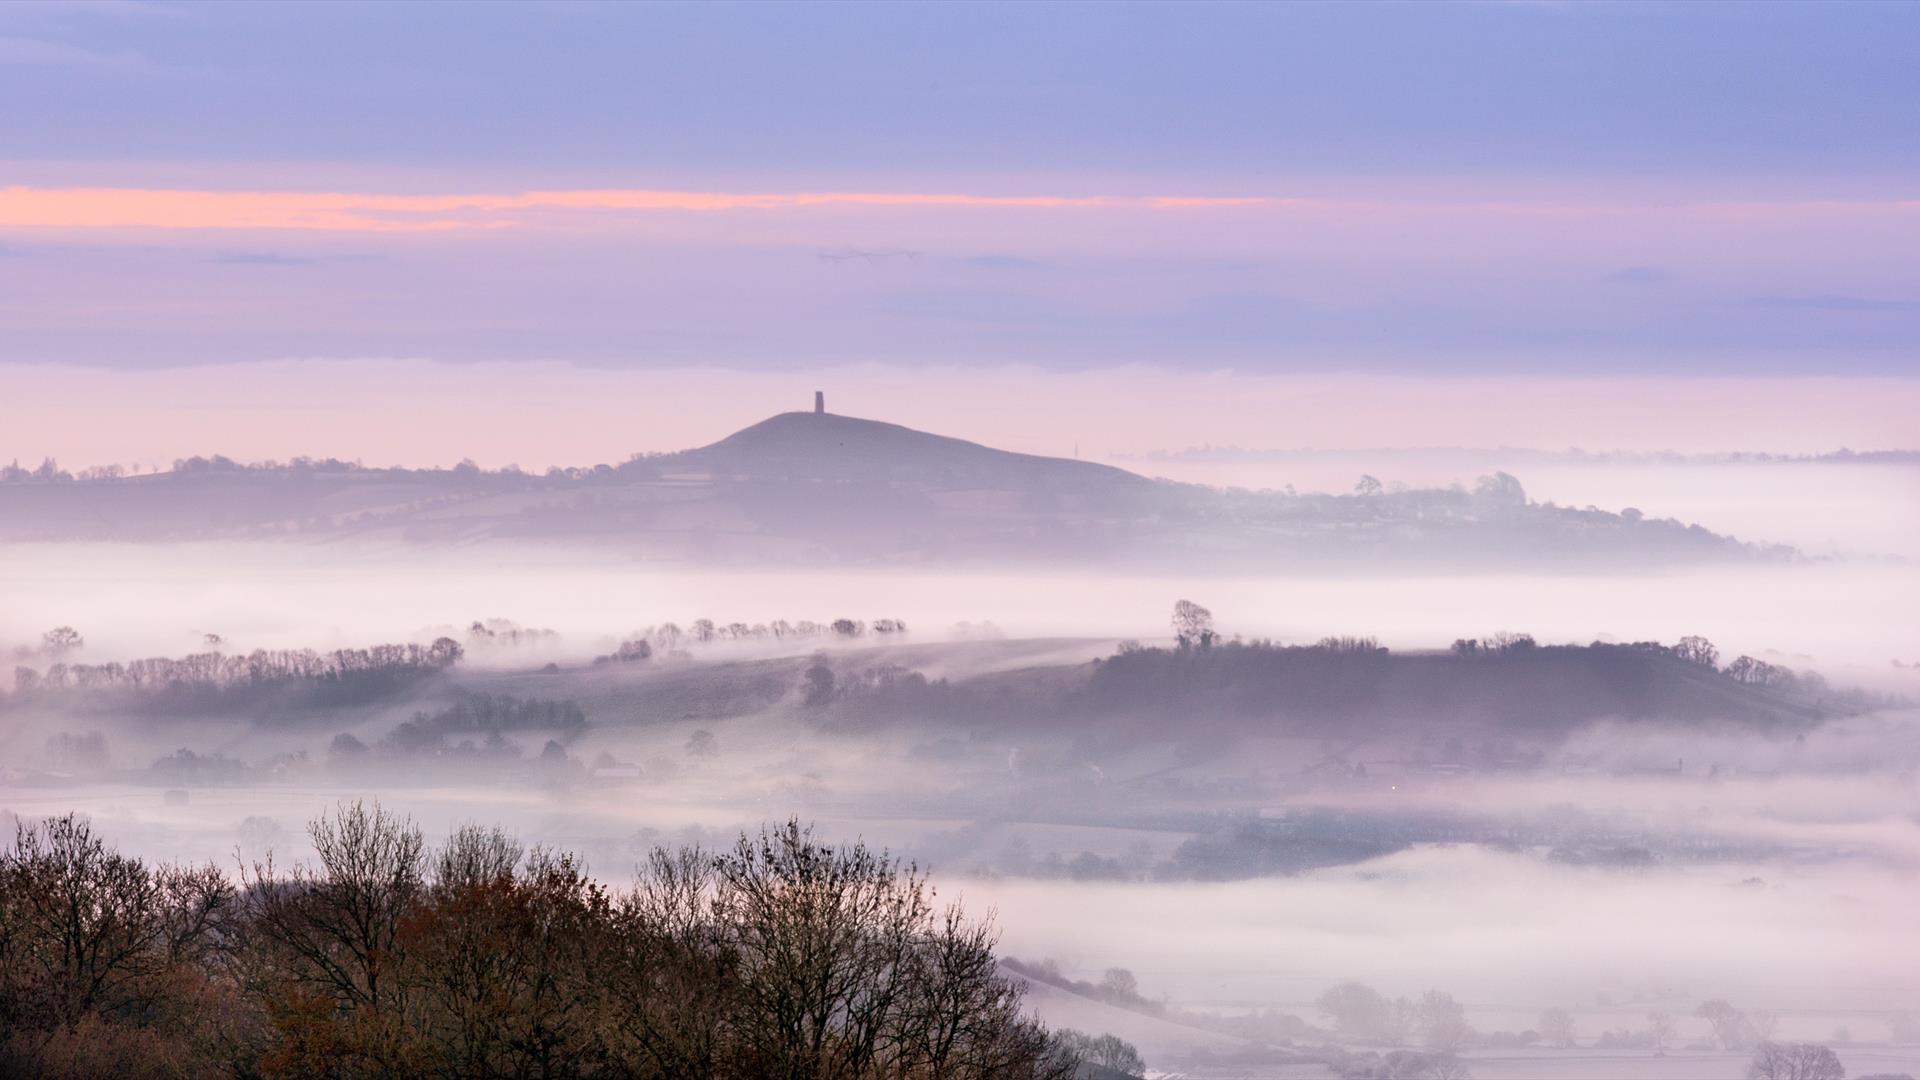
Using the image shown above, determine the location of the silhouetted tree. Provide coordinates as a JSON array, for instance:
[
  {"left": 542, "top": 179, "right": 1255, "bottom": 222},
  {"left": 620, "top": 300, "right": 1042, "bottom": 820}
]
[
  {"left": 1747, "top": 1042, "right": 1845, "bottom": 1080},
  {"left": 1674, "top": 635, "right": 1719, "bottom": 667},
  {"left": 803, "top": 659, "right": 836, "bottom": 707},
  {"left": 1171, "top": 600, "right": 1215, "bottom": 651},
  {"left": 42, "top": 626, "right": 84, "bottom": 655}
]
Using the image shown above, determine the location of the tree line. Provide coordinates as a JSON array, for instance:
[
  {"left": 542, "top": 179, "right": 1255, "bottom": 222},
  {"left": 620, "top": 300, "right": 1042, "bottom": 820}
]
[
  {"left": 0, "top": 806, "right": 1087, "bottom": 1080},
  {"left": 597, "top": 618, "right": 908, "bottom": 665},
  {"left": 8, "top": 638, "right": 465, "bottom": 710}
]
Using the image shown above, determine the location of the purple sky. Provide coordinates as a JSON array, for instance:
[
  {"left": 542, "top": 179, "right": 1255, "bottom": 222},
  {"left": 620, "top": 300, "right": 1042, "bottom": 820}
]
[{"left": 2, "top": 1, "right": 1915, "bottom": 460}]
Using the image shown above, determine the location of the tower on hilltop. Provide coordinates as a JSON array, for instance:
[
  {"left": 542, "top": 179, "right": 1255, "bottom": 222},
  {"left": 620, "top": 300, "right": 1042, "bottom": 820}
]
[{"left": 814, "top": 390, "right": 825, "bottom": 415}]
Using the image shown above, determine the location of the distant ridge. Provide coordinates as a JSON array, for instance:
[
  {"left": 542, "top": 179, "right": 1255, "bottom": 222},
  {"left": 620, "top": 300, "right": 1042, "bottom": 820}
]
[
  {"left": 0, "top": 408, "right": 1789, "bottom": 567},
  {"left": 662, "top": 411, "right": 1150, "bottom": 489}
]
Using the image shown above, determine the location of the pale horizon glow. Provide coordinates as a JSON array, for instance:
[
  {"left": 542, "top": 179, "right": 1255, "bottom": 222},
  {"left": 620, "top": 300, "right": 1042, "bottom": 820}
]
[{"left": 3, "top": 360, "right": 1916, "bottom": 472}]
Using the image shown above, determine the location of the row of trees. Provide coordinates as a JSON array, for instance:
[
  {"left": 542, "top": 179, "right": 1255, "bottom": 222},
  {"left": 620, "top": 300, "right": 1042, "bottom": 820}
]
[
  {"left": 1317, "top": 984, "right": 1472, "bottom": 1052},
  {"left": 9, "top": 639, "right": 465, "bottom": 704},
  {"left": 626, "top": 617, "right": 909, "bottom": 651},
  {"left": 597, "top": 618, "right": 911, "bottom": 667},
  {"left": 380, "top": 692, "right": 589, "bottom": 753},
  {"left": 0, "top": 807, "right": 1088, "bottom": 1079},
  {"left": 1172, "top": 604, "right": 1809, "bottom": 696},
  {"left": 1317, "top": 983, "right": 1849, "bottom": 1078}
]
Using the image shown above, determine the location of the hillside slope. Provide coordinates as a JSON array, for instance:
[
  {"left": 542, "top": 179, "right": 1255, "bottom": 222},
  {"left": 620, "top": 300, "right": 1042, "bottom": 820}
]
[{"left": 0, "top": 411, "right": 1777, "bottom": 569}]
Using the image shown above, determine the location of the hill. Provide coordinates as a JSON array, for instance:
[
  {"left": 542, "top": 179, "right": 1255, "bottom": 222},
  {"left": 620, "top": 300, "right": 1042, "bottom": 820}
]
[
  {"left": 0, "top": 410, "right": 1781, "bottom": 569},
  {"left": 662, "top": 411, "right": 1148, "bottom": 490}
]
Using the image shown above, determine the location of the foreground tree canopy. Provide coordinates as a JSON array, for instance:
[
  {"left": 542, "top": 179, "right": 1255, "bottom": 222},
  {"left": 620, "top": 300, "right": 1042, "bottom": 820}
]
[{"left": 0, "top": 806, "right": 1083, "bottom": 1080}]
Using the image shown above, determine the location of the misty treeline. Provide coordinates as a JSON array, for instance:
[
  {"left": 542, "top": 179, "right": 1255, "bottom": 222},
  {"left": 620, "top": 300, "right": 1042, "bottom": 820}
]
[
  {"left": 1313, "top": 983, "right": 1857, "bottom": 1080},
  {"left": 0, "top": 453, "right": 658, "bottom": 485},
  {"left": 797, "top": 629, "right": 1852, "bottom": 736},
  {"left": 1005, "top": 958, "right": 1313, "bottom": 1052},
  {"left": 7, "top": 637, "right": 465, "bottom": 711},
  {"left": 3, "top": 611, "right": 911, "bottom": 708},
  {"left": 0, "top": 806, "right": 1100, "bottom": 1080},
  {"left": 34, "top": 690, "right": 595, "bottom": 784},
  {"left": 596, "top": 617, "right": 908, "bottom": 665},
  {"left": 378, "top": 691, "right": 589, "bottom": 752},
  {"left": 1062, "top": 602, "right": 1882, "bottom": 730},
  {"left": 1183, "top": 469, "right": 1778, "bottom": 559},
  {"left": 465, "top": 618, "right": 562, "bottom": 649}
]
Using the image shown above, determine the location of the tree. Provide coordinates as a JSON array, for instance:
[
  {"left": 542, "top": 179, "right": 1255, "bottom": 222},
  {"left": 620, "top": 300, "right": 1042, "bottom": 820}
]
[
  {"left": 1, "top": 814, "right": 231, "bottom": 1027},
  {"left": 2, "top": 811, "right": 1080, "bottom": 1080},
  {"left": 1170, "top": 600, "right": 1216, "bottom": 651},
  {"left": 42, "top": 626, "right": 84, "bottom": 656},
  {"left": 245, "top": 801, "right": 425, "bottom": 1012},
  {"left": 1697, "top": 999, "right": 1754, "bottom": 1050},
  {"left": 1050, "top": 1029, "right": 1145, "bottom": 1077},
  {"left": 1487, "top": 630, "right": 1536, "bottom": 654},
  {"left": 1726, "top": 656, "right": 1795, "bottom": 689},
  {"left": 1354, "top": 475, "right": 1384, "bottom": 497},
  {"left": 328, "top": 732, "right": 369, "bottom": 759},
  {"left": 1099, "top": 968, "right": 1139, "bottom": 1003},
  {"left": 0, "top": 815, "right": 235, "bottom": 1076},
  {"left": 802, "top": 659, "right": 836, "bottom": 707},
  {"left": 1674, "top": 635, "right": 1719, "bottom": 667},
  {"left": 1538, "top": 1007, "right": 1577, "bottom": 1048},
  {"left": 402, "top": 844, "right": 610, "bottom": 1077},
  {"left": 1318, "top": 982, "right": 1393, "bottom": 1041},
  {"left": 1747, "top": 1042, "right": 1845, "bottom": 1080},
  {"left": 1647, "top": 1009, "right": 1675, "bottom": 1051},
  {"left": 1471, "top": 471, "right": 1527, "bottom": 510},
  {"left": 425, "top": 636, "right": 464, "bottom": 668},
  {"left": 685, "top": 729, "right": 718, "bottom": 757},
  {"left": 1419, "top": 990, "right": 1471, "bottom": 1052}
]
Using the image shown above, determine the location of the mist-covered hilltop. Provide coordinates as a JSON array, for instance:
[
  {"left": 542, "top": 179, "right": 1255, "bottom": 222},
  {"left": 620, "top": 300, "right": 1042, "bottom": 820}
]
[{"left": 0, "top": 409, "right": 1784, "bottom": 569}]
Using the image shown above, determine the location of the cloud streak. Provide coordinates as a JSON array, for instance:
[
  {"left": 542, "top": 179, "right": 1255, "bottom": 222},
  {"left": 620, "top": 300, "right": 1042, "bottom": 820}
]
[
  {"left": 0, "top": 186, "right": 1290, "bottom": 232},
  {"left": 11, "top": 185, "right": 1920, "bottom": 235}
]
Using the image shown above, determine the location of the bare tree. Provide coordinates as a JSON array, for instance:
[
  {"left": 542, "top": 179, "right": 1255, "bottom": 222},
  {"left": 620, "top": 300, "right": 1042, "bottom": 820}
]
[
  {"left": 1697, "top": 999, "right": 1754, "bottom": 1050},
  {"left": 1419, "top": 990, "right": 1471, "bottom": 1052},
  {"left": 241, "top": 800, "right": 425, "bottom": 1045},
  {"left": 710, "top": 820, "right": 928, "bottom": 1079},
  {"left": 1538, "top": 1007, "right": 1577, "bottom": 1048},
  {"left": 1318, "top": 982, "right": 1387, "bottom": 1039},
  {"left": 41, "top": 626, "right": 84, "bottom": 656},
  {"left": 4, "top": 811, "right": 1078, "bottom": 1080},
  {"left": 430, "top": 823, "right": 522, "bottom": 896},
  {"left": 1647, "top": 1009, "right": 1675, "bottom": 1051},
  {"left": 1747, "top": 1042, "right": 1845, "bottom": 1080},
  {"left": 1674, "top": 635, "right": 1719, "bottom": 667},
  {"left": 1171, "top": 600, "right": 1216, "bottom": 651}
]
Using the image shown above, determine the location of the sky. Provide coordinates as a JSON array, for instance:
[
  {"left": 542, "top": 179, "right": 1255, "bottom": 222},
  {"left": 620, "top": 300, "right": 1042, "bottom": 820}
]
[{"left": 2, "top": 1, "right": 1917, "bottom": 461}]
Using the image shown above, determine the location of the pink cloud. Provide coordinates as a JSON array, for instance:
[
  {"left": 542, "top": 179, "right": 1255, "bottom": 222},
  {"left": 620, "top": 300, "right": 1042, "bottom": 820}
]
[{"left": 0, "top": 185, "right": 1287, "bottom": 232}]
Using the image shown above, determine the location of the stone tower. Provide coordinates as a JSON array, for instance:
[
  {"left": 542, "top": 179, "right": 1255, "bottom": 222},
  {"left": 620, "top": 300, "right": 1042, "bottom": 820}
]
[{"left": 814, "top": 390, "right": 825, "bottom": 415}]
